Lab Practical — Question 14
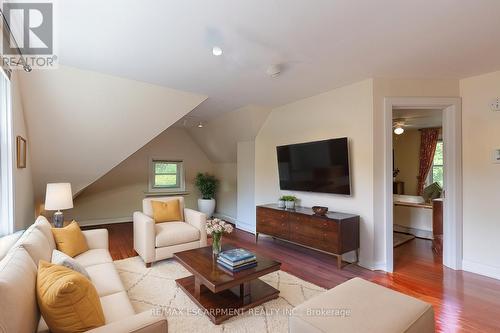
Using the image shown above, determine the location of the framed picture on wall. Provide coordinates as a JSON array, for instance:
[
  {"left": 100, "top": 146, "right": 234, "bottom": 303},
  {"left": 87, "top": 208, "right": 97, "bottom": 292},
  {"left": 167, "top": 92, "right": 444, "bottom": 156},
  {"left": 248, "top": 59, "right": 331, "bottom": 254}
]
[{"left": 16, "top": 136, "right": 27, "bottom": 168}]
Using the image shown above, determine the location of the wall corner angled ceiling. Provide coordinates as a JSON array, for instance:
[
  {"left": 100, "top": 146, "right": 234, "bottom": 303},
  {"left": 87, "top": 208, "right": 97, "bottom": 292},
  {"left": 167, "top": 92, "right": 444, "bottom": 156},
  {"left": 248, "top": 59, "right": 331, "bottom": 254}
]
[{"left": 17, "top": 65, "right": 208, "bottom": 202}]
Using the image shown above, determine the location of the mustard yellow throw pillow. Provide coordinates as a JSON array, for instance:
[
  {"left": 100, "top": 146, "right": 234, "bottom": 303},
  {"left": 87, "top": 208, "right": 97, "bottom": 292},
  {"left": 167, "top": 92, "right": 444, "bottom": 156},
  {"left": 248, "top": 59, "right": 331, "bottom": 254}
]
[
  {"left": 151, "top": 199, "right": 182, "bottom": 223},
  {"left": 36, "top": 261, "right": 105, "bottom": 333},
  {"left": 51, "top": 221, "right": 89, "bottom": 257}
]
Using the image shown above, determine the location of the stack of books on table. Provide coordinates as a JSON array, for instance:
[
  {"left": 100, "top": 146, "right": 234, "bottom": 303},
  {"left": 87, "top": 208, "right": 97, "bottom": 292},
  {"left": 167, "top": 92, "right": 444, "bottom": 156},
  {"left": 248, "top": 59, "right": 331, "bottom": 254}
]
[{"left": 217, "top": 248, "right": 257, "bottom": 272}]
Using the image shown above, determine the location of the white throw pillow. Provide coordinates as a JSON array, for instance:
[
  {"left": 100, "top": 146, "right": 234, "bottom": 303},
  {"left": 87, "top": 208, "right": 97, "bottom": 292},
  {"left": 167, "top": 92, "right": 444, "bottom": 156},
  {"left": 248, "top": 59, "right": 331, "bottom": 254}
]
[
  {"left": 0, "top": 230, "right": 24, "bottom": 261},
  {"left": 51, "top": 249, "right": 90, "bottom": 279}
]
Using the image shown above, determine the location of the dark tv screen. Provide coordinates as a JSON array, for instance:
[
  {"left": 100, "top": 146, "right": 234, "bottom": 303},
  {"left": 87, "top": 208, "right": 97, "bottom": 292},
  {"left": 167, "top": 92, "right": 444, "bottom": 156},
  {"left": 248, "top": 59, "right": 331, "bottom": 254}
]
[{"left": 276, "top": 137, "right": 351, "bottom": 195}]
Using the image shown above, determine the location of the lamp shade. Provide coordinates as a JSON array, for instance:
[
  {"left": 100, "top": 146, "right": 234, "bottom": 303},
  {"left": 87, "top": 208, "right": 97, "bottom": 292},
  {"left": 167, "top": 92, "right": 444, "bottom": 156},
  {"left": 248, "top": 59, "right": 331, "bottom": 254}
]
[{"left": 44, "top": 183, "right": 74, "bottom": 211}]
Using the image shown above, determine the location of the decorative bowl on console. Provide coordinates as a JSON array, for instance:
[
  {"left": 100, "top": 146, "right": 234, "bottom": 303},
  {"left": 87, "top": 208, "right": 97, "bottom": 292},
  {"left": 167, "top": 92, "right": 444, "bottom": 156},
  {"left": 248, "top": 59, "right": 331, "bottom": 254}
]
[{"left": 312, "top": 206, "right": 328, "bottom": 216}]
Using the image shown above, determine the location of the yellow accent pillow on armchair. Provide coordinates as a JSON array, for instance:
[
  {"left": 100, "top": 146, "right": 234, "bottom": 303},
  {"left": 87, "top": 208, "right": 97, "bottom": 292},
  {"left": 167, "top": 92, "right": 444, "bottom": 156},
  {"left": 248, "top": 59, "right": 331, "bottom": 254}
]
[
  {"left": 151, "top": 199, "right": 182, "bottom": 223},
  {"left": 36, "top": 261, "right": 105, "bottom": 333},
  {"left": 51, "top": 221, "right": 89, "bottom": 257}
]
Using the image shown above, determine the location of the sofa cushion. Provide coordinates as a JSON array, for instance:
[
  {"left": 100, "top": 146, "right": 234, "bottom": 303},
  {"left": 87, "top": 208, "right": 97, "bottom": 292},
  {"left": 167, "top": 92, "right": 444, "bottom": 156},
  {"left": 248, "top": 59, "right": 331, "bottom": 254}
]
[
  {"left": 36, "top": 261, "right": 105, "bottom": 333},
  {"left": 74, "top": 249, "right": 113, "bottom": 267},
  {"left": 290, "top": 277, "right": 434, "bottom": 333},
  {"left": 19, "top": 226, "right": 52, "bottom": 266},
  {"left": 0, "top": 247, "right": 39, "bottom": 333},
  {"left": 151, "top": 199, "right": 182, "bottom": 223},
  {"left": 51, "top": 221, "right": 89, "bottom": 257},
  {"left": 51, "top": 249, "right": 90, "bottom": 279},
  {"left": 34, "top": 216, "right": 56, "bottom": 251},
  {"left": 99, "top": 291, "right": 136, "bottom": 324},
  {"left": 0, "top": 230, "right": 24, "bottom": 261},
  {"left": 155, "top": 222, "right": 200, "bottom": 247},
  {"left": 86, "top": 263, "right": 125, "bottom": 297}
]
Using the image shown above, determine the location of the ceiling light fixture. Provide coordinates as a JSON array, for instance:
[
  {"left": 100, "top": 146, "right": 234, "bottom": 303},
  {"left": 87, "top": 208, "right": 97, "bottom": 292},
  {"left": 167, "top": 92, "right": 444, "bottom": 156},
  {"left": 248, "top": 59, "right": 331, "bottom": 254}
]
[
  {"left": 394, "top": 126, "right": 404, "bottom": 135},
  {"left": 197, "top": 122, "right": 204, "bottom": 128},
  {"left": 212, "top": 46, "right": 223, "bottom": 56}
]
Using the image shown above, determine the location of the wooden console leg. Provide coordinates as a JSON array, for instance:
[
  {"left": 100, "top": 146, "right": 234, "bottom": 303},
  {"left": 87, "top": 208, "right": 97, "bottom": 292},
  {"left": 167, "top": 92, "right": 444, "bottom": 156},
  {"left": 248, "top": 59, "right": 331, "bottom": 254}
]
[
  {"left": 337, "top": 255, "right": 342, "bottom": 270},
  {"left": 146, "top": 262, "right": 152, "bottom": 268},
  {"left": 255, "top": 232, "right": 259, "bottom": 243},
  {"left": 355, "top": 249, "right": 360, "bottom": 263}
]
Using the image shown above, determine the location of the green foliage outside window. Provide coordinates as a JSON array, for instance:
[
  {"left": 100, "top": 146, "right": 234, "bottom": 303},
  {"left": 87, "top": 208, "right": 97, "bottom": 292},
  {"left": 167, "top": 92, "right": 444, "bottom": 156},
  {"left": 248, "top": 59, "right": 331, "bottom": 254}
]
[
  {"left": 431, "top": 142, "right": 444, "bottom": 187},
  {"left": 153, "top": 161, "right": 180, "bottom": 188}
]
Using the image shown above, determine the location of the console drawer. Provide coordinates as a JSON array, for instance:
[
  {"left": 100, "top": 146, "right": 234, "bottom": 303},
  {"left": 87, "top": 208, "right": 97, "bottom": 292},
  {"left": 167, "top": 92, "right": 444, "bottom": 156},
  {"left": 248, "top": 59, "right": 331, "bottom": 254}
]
[
  {"left": 290, "top": 214, "right": 339, "bottom": 253},
  {"left": 256, "top": 207, "right": 289, "bottom": 239}
]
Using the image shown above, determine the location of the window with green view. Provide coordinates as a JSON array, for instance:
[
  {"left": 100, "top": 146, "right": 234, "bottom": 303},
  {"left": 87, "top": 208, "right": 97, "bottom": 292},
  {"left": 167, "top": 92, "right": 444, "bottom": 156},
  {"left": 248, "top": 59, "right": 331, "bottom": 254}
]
[
  {"left": 152, "top": 161, "right": 182, "bottom": 189},
  {"left": 430, "top": 141, "right": 444, "bottom": 187}
]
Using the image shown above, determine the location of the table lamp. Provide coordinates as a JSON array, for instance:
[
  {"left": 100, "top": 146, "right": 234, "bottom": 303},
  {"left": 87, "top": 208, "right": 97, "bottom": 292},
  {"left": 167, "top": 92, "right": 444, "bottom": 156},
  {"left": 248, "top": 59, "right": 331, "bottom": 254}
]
[{"left": 45, "top": 183, "right": 73, "bottom": 228}]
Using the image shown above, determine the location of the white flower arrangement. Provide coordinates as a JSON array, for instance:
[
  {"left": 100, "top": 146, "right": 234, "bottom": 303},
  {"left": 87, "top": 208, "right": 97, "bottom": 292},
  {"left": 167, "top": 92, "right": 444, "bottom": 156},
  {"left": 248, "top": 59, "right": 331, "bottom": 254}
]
[{"left": 206, "top": 218, "right": 233, "bottom": 235}]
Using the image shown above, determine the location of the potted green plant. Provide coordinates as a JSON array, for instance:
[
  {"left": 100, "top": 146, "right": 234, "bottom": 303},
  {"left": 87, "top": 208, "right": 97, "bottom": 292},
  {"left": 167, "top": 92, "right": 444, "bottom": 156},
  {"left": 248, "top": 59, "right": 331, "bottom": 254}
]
[
  {"left": 195, "top": 172, "right": 219, "bottom": 217},
  {"left": 278, "top": 196, "right": 286, "bottom": 208},
  {"left": 281, "top": 195, "right": 297, "bottom": 210}
]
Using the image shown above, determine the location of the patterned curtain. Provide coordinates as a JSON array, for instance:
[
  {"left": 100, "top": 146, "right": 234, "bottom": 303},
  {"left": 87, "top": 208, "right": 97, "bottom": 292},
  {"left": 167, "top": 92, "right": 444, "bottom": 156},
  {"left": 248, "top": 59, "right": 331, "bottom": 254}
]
[{"left": 417, "top": 128, "right": 440, "bottom": 195}]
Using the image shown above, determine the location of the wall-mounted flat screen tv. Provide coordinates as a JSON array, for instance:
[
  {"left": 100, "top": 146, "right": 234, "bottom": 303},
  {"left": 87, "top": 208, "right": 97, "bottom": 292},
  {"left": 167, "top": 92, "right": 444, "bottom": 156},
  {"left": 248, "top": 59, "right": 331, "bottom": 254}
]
[{"left": 276, "top": 137, "right": 351, "bottom": 195}]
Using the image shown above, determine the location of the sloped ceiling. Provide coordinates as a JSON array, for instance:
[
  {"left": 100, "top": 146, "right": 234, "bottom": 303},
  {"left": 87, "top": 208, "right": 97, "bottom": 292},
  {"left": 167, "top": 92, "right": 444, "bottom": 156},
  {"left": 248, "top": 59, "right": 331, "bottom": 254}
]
[
  {"left": 58, "top": 0, "right": 500, "bottom": 121},
  {"left": 18, "top": 66, "right": 207, "bottom": 202},
  {"left": 184, "top": 105, "right": 271, "bottom": 163}
]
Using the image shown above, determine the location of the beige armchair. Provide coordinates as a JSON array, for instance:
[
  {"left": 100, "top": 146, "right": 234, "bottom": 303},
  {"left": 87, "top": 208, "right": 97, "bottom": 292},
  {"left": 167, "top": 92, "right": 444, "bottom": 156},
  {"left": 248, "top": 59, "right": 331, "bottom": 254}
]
[{"left": 133, "top": 196, "right": 207, "bottom": 267}]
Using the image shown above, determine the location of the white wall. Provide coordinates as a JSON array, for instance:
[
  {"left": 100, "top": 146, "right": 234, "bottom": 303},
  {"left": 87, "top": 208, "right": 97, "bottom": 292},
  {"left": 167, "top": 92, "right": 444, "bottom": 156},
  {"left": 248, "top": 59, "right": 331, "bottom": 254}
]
[
  {"left": 237, "top": 141, "right": 256, "bottom": 233},
  {"left": 460, "top": 70, "right": 500, "bottom": 279},
  {"left": 213, "top": 163, "right": 237, "bottom": 221},
  {"left": 255, "top": 80, "right": 375, "bottom": 266},
  {"left": 187, "top": 105, "right": 271, "bottom": 163},
  {"left": 393, "top": 129, "right": 420, "bottom": 195},
  {"left": 70, "top": 127, "right": 213, "bottom": 225},
  {"left": 18, "top": 65, "right": 207, "bottom": 204},
  {"left": 11, "top": 72, "right": 35, "bottom": 231},
  {"left": 185, "top": 105, "right": 271, "bottom": 222}
]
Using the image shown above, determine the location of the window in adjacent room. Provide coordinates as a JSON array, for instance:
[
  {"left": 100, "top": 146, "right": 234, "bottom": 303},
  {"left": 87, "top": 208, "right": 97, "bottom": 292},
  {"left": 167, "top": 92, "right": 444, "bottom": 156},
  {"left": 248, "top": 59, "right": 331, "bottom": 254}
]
[
  {"left": 148, "top": 160, "right": 185, "bottom": 193},
  {"left": 430, "top": 141, "right": 444, "bottom": 187},
  {"left": 0, "top": 70, "right": 13, "bottom": 236}
]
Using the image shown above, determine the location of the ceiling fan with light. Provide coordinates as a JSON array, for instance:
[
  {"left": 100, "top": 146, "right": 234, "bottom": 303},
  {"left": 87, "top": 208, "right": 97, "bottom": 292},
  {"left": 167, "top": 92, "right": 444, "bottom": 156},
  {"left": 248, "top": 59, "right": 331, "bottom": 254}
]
[{"left": 393, "top": 119, "right": 405, "bottom": 135}]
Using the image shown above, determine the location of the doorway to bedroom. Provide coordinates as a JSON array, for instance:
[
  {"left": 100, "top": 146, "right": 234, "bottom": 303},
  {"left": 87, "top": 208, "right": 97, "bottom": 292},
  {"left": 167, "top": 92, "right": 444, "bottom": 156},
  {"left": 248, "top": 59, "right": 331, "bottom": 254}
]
[
  {"left": 392, "top": 108, "right": 444, "bottom": 270},
  {"left": 383, "top": 97, "right": 462, "bottom": 274}
]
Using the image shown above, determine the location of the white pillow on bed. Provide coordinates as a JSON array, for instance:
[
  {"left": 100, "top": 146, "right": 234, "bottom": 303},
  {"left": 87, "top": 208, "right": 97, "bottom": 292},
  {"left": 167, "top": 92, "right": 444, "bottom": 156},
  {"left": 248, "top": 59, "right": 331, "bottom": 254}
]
[{"left": 51, "top": 249, "right": 90, "bottom": 279}]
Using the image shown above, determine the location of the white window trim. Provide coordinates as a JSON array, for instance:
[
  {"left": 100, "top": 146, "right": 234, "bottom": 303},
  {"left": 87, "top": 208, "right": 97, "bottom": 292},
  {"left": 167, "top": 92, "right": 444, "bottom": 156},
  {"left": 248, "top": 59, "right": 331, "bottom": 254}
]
[
  {"left": 0, "top": 71, "right": 13, "bottom": 236},
  {"left": 147, "top": 159, "right": 186, "bottom": 194}
]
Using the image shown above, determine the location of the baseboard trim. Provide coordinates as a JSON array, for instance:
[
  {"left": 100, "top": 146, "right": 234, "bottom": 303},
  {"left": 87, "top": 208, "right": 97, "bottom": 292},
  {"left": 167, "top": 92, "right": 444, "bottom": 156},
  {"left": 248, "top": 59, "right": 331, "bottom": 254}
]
[
  {"left": 394, "top": 224, "right": 433, "bottom": 240},
  {"left": 213, "top": 213, "right": 237, "bottom": 224},
  {"left": 462, "top": 260, "right": 500, "bottom": 281},
  {"left": 236, "top": 223, "right": 255, "bottom": 234},
  {"left": 78, "top": 217, "right": 132, "bottom": 227},
  {"left": 358, "top": 259, "right": 387, "bottom": 271}
]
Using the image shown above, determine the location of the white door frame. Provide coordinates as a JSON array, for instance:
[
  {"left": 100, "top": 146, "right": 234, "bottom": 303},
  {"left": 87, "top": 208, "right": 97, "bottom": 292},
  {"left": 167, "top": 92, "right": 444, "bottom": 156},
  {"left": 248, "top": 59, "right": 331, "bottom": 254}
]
[{"left": 384, "top": 97, "right": 462, "bottom": 272}]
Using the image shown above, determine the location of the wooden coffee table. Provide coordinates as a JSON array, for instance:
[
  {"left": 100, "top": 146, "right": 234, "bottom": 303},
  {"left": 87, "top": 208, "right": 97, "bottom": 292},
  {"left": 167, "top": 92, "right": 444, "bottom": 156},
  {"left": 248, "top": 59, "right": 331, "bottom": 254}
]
[{"left": 174, "top": 245, "right": 281, "bottom": 324}]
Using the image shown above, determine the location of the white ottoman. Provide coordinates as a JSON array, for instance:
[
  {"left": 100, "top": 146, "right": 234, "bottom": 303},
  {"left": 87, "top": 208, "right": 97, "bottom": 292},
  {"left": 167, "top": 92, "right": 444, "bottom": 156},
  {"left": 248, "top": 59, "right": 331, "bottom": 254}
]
[{"left": 290, "top": 277, "right": 434, "bottom": 333}]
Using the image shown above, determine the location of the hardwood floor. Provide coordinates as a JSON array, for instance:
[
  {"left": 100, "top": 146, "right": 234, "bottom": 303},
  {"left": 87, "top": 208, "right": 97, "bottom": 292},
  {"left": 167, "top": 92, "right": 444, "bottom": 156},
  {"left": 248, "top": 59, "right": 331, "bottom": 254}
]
[{"left": 96, "top": 222, "right": 500, "bottom": 333}]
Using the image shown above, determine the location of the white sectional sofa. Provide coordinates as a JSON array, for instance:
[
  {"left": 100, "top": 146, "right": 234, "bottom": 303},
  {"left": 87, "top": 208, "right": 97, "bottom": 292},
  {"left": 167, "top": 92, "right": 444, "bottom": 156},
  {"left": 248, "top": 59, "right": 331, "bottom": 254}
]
[{"left": 0, "top": 216, "right": 168, "bottom": 333}]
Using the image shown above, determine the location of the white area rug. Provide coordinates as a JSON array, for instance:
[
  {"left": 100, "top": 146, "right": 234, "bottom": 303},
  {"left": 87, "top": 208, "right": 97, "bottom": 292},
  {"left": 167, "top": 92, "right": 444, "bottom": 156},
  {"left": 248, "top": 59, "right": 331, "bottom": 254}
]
[{"left": 114, "top": 256, "right": 325, "bottom": 333}]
